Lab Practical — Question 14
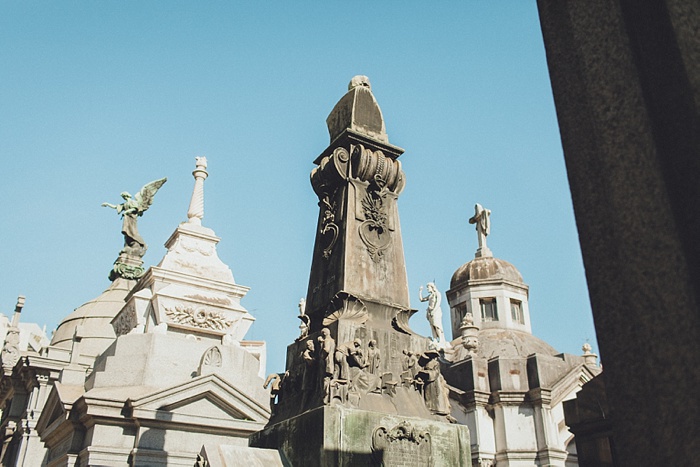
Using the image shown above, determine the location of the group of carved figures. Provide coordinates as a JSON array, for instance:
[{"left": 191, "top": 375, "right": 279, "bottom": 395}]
[{"left": 265, "top": 328, "right": 452, "bottom": 420}]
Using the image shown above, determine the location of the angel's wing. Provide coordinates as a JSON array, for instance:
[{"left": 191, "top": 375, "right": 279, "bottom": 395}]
[{"left": 134, "top": 177, "right": 167, "bottom": 213}]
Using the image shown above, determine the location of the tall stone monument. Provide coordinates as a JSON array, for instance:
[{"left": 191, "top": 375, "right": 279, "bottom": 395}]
[{"left": 250, "top": 76, "right": 471, "bottom": 466}]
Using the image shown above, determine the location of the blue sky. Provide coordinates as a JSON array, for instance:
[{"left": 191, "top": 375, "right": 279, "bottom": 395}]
[{"left": 0, "top": 2, "right": 597, "bottom": 373}]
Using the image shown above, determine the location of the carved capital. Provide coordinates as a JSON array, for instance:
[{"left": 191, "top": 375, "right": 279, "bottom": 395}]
[{"left": 350, "top": 144, "right": 404, "bottom": 194}]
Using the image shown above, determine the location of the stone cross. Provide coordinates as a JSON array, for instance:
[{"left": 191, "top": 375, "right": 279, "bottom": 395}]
[{"left": 469, "top": 203, "right": 492, "bottom": 258}]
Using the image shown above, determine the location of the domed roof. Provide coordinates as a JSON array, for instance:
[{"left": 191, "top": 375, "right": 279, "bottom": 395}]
[
  {"left": 450, "top": 255, "right": 524, "bottom": 289},
  {"left": 51, "top": 278, "right": 136, "bottom": 357},
  {"left": 477, "top": 328, "right": 559, "bottom": 359}
]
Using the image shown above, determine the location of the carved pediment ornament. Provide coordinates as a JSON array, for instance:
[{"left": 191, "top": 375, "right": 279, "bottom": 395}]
[
  {"left": 322, "top": 292, "right": 368, "bottom": 326},
  {"left": 165, "top": 305, "right": 233, "bottom": 331},
  {"left": 114, "top": 303, "right": 137, "bottom": 337}
]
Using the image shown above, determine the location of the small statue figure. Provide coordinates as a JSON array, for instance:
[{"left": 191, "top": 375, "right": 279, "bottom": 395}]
[
  {"left": 263, "top": 371, "right": 288, "bottom": 411},
  {"left": 300, "top": 340, "right": 316, "bottom": 408},
  {"left": 367, "top": 339, "right": 380, "bottom": 375},
  {"left": 469, "top": 203, "right": 492, "bottom": 257},
  {"left": 102, "top": 177, "right": 167, "bottom": 257},
  {"left": 416, "top": 351, "right": 451, "bottom": 416},
  {"left": 334, "top": 338, "right": 364, "bottom": 382},
  {"left": 419, "top": 283, "right": 446, "bottom": 346},
  {"left": 296, "top": 315, "right": 310, "bottom": 342},
  {"left": 298, "top": 298, "right": 306, "bottom": 316},
  {"left": 318, "top": 328, "right": 336, "bottom": 404}
]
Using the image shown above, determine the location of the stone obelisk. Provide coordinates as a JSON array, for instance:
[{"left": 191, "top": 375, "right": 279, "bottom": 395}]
[{"left": 250, "top": 77, "right": 470, "bottom": 466}]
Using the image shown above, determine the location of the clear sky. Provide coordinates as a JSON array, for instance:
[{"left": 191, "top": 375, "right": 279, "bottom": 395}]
[{"left": 0, "top": 2, "right": 598, "bottom": 373}]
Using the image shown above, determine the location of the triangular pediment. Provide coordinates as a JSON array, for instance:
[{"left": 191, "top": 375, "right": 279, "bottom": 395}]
[
  {"left": 35, "top": 382, "right": 85, "bottom": 443},
  {"left": 550, "top": 364, "right": 600, "bottom": 406},
  {"left": 127, "top": 373, "right": 270, "bottom": 426}
]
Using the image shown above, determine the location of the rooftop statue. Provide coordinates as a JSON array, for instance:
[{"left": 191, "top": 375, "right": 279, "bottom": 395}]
[
  {"left": 419, "top": 282, "right": 446, "bottom": 347},
  {"left": 103, "top": 177, "right": 167, "bottom": 257},
  {"left": 469, "top": 202, "right": 492, "bottom": 257}
]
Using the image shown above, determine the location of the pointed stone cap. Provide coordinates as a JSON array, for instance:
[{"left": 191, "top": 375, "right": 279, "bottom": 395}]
[{"left": 326, "top": 75, "right": 388, "bottom": 144}]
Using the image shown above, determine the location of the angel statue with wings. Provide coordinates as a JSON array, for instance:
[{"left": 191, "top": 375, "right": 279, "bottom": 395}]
[{"left": 102, "top": 178, "right": 167, "bottom": 257}]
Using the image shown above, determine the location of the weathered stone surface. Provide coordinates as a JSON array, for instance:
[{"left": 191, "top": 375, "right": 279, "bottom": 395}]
[
  {"left": 538, "top": 1, "right": 700, "bottom": 465},
  {"left": 251, "top": 405, "right": 470, "bottom": 467}
]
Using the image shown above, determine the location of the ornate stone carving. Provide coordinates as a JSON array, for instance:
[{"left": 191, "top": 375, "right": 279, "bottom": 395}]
[
  {"left": 111, "top": 261, "right": 145, "bottom": 280},
  {"left": 201, "top": 346, "right": 222, "bottom": 367},
  {"left": 1, "top": 328, "right": 20, "bottom": 375},
  {"left": 359, "top": 188, "right": 391, "bottom": 262},
  {"left": 320, "top": 195, "right": 339, "bottom": 259},
  {"left": 113, "top": 303, "right": 137, "bottom": 337},
  {"left": 350, "top": 144, "right": 404, "bottom": 193},
  {"left": 391, "top": 308, "right": 417, "bottom": 335},
  {"left": 323, "top": 292, "right": 368, "bottom": 326},
  {"left": 165, "top": 305, "right": 233, "bottom": 331},
  {"left": 372, "top": 421, "right": 432, "bottom": 466}
]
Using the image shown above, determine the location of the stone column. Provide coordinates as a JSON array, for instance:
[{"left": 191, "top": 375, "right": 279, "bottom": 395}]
[{"left": 537, "top": 1, "right": 700, "bottom": 465}]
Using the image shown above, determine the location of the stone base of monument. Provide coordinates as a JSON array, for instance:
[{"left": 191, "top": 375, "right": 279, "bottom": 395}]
[{"left": 249, "top": 404, "right": 471, "bottom": 467}]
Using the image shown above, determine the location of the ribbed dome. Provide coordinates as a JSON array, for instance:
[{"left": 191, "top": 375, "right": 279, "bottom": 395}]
[
  {"left": 477, "top": 328, "right": 558, "bottom": 359},
  {"left": 51, "top": 278, "right": 136, "bottom": 357},
  {"left": 450, "top": 256, "right": 524, "bottom": 289}
]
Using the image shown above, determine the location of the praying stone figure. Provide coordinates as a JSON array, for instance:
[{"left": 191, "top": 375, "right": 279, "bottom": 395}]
[
  {"left": 102, "top": 177, "right": 167, "bottom": 257},
  {"left": 417, "top": 351, "right": 451, "bottom": 416},
  {"left": 469, "top": 203, "right": 492, "bottom": 257},
  {"left": 419, "top": 283, "right": 446, "bottom": 346}
]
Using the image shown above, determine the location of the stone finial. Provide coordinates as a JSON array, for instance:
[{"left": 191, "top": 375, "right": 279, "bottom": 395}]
[
  {"left": 11, "top": 295, "right": 25, "bottom": 327},
  {"left": 469, "top": 203, "right": 492, "bottom": 258},
  {"left": 187, "top": 157, "right": 209, "bottom": 225},
  {"left": 581, "top": 342, "right": 598, "bottom": 365},
  {"left": 348, "top": 75, "right": 371, "bottom": 91},
  {"left": 326, "top": 75, "right": 388, "bottom": 143},
  {"left": 460, "top": 312, "right": 480, "bottom": 355}
]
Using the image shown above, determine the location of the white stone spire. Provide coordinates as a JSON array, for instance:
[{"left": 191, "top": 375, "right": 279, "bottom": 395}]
[{"left": 187, "top": 156, "right": 208, "bottom": 225}]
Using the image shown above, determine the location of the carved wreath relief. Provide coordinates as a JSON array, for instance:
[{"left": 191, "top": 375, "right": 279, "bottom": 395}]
[{"left": 165, "top": 305, "right": 233, "bottom": 330}]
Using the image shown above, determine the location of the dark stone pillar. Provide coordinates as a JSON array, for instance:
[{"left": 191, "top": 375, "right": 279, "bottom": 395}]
[{"left": 537, "top": 1, "right": 700, "bottom": 465}]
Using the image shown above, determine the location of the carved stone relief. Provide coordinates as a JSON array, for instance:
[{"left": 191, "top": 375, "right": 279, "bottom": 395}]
[
  {"left": 197, "top": 346, "right": 223, "bottom": 376},
  {"left": 165, "top": 305, "right": 233, "bottom": 331},
  {"left": 323, "top": 292, "right": 368, "bottom": 326},
  {"left": 320, "top": 194, "right": 339, "bottom": 259},
  {"left": 113, "top": 303, "right": 137, "bottom": 337},
  {"left": 372, "top": 421, "right": 432, "bottom": 466}
]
